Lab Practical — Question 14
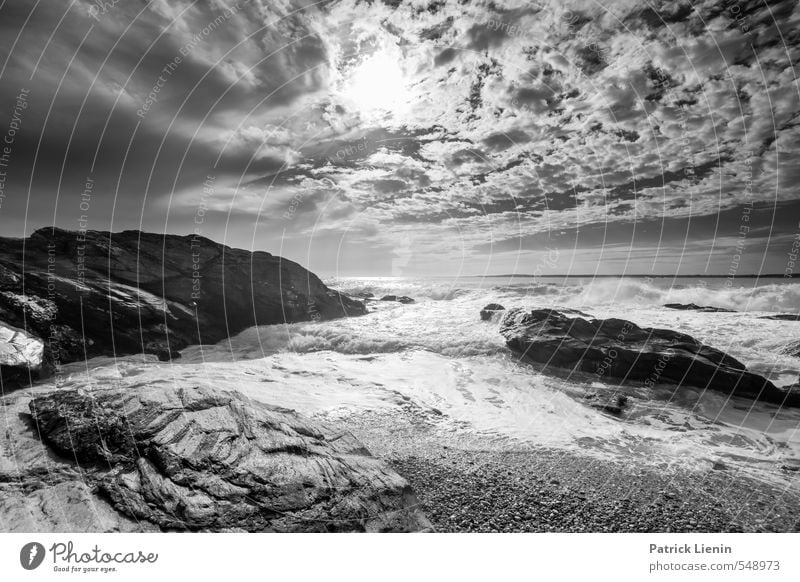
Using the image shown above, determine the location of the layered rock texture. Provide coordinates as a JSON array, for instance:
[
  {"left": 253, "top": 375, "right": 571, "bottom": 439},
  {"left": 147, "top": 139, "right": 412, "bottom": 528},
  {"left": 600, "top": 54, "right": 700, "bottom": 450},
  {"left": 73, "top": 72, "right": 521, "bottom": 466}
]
[
  {"left": 498, "top": 307, "right": 800, "bottom": 407},
  {"left": 1, "top": 384, "right": 429, "bottom": 532},
  {"left": 0, "top": 228, "right": 364, "bottom": 387}
]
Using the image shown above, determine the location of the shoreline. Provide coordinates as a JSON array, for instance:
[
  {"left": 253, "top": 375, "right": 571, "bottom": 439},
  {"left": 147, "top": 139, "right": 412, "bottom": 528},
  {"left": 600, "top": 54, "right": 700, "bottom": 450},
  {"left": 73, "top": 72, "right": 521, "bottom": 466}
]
[{"left": 339, "top": 410, "right": 800, "bottom": 533}]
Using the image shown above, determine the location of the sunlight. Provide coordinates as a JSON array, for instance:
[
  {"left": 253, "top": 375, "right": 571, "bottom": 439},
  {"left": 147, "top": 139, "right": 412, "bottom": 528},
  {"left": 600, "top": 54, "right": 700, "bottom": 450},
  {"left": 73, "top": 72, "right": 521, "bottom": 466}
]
[{"left": 339, "top": 49, "right": 411, "bottom": 118}]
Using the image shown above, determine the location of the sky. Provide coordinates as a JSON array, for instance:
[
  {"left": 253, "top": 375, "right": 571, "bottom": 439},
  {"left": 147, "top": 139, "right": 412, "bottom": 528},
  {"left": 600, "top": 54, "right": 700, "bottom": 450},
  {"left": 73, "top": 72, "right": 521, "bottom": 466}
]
[{"left": 0, "top": 0, "right": 799, "bottom": 277}]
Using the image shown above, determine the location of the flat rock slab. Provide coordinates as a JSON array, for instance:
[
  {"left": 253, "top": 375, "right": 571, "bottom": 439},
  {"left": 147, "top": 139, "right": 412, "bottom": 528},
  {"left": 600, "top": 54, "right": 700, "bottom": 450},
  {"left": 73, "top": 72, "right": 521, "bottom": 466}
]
[{"left": 24, "top": 384, "right": 430, "bottom": 532}]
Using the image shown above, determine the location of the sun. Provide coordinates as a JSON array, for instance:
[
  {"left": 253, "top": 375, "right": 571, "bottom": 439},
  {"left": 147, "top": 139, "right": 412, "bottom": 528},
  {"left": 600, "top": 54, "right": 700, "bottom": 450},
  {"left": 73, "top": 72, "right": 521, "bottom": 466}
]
[{"left": 339, "top": 49, "right": 412, "bottom": 119}]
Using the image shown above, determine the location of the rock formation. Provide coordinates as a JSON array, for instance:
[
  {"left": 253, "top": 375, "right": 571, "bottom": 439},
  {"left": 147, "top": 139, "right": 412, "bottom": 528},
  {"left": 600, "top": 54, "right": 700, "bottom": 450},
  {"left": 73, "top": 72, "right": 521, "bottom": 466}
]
[
  {"left": 663, "top": 303, "right": 736, "bottom": 313},
  {"left": 1, "top": 384, "right": 430, "bottom": 532},
  {"left": 0, "top": 228, "right": 365, "bottom": 388},
  {"left": 498, "top": 307, "right": 800, "bottom": 407},
  {"left": 380, "top": 295, "right": 415, "bottom": 304},
  {"left": 479, "top": 303, "right": 506, "bottom": 321},
  {"left": 583, "top": 392, "right": 629, "bottom": 415},
  {"left": 759, "top": 314, "right": 800, "bottom": 321}
]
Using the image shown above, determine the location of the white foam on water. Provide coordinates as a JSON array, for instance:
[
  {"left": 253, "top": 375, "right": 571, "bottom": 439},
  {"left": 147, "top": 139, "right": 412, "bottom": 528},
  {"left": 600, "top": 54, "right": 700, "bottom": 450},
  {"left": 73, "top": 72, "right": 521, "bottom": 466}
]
[{"left": 50, "top": 348, "right": 800, "bottom": 484}]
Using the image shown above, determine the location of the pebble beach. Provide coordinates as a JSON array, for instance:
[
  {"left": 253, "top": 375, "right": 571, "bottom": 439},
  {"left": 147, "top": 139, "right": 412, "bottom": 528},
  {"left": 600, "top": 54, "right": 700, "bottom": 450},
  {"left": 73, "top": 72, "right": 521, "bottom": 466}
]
[{"left": 344, "top": 409, "right": 800, "bottom": 533}]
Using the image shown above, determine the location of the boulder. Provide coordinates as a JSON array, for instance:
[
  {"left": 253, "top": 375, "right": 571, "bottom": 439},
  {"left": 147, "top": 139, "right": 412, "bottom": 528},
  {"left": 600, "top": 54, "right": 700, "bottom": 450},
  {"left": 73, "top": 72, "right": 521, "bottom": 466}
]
[
  {"left": 0, "top": 228, "right": 365, "bottom": 385},
  {"left": 480, "top": 303, "right": 506, "bottom": 321},
  {"left": 499, "top": 307, "right": 800, "bottom": 407},
  {"left": 0, "top": 322, "right": 45, "bottom": 388},
  {"left": 664, "top": 303, "right": 736, "bottom": 313},
  {"left": 22, "top": 384, "right": 430, "bottom": 532},
  {"left": 584, "top": 392, "right": 629, "bottom": 416},
  {"left": 380, "top": 295, "right": 415, "bottom": 303}
]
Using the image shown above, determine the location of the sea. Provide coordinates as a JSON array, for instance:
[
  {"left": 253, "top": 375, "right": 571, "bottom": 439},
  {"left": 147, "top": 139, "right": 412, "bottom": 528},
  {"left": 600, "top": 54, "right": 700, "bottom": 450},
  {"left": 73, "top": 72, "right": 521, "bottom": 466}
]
[{"left": 53, "top": 276, "right": 800, "bottom": 487}]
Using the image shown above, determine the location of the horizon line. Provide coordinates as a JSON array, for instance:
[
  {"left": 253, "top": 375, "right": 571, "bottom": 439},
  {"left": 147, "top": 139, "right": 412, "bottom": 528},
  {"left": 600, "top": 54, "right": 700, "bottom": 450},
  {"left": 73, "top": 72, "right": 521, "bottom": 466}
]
[{"left": 463, "top": 274, "right": 796, "bottom": 278}]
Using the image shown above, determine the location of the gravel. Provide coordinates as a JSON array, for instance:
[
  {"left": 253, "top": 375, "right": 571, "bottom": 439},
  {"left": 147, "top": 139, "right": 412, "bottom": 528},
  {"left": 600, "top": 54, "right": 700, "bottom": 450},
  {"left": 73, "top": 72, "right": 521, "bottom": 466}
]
[{"left": 339, "top": 409, "right": 800, "bottom": 533}]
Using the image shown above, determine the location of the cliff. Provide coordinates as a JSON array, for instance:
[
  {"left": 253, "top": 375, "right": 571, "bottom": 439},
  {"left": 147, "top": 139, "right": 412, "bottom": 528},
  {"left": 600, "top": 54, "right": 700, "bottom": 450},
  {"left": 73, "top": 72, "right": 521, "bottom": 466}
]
[{"left": 0, "top": 228, "right": 364, "bottom": 387}]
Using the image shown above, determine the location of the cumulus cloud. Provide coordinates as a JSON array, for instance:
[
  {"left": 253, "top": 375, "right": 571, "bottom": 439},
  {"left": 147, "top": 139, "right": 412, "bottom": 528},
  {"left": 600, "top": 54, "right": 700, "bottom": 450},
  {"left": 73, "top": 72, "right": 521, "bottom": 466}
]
[{"left": 1, "top": 0, "right": 799, "bottom": 274}]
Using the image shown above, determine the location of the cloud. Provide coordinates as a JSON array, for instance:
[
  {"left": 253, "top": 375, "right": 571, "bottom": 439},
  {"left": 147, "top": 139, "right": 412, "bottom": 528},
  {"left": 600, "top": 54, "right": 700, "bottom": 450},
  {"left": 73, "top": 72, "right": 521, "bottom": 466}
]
[{"left": 1, "top": 0, "right": 799, "bottom": 275}]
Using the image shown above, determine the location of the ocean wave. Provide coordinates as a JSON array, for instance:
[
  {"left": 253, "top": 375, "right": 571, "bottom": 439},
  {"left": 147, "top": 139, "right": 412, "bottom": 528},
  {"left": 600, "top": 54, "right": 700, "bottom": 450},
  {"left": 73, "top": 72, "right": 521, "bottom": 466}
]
[
  {"left": 326, "top": 278, "right": 471, "bottom": 301},
  {"left": 182, "top": 314, "right": 508, "bottom": 362},
  {"left": 481, "top": 278, "right": 800, "bottom": 313},
  {"left": 492, "top": 282, "right": 567, "bottom": 297},
  {"left": 561, "top": 278, "right": 800, "bottom": 312},
  {"left": 182, "top": 277, "right": 800, "bottom": 392},
  {"left": 330, "top": 276, "right": 800, "bottom": 313}
]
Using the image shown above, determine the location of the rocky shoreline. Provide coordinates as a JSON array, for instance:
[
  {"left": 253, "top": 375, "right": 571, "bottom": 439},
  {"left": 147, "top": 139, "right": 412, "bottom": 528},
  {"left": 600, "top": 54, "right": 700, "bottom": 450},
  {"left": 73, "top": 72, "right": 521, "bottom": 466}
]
[
  {"left": 6, "top": 380, "right": 798, "bottom": 533},
  {"left": 3, "top": 234, "right": 799, "bottom": 533}
]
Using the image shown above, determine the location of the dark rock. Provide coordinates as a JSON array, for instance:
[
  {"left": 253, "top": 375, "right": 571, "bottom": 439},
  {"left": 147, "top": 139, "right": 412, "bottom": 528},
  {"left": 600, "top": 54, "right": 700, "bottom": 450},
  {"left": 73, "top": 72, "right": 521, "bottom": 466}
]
[
  {"left": 380, "top": 295, "right": 415, "bottom": 303},
  {"left": 27, "top": 384, "right": 431, "bottom": 532},
  {"left": 0, "top": 263, "right": 21, "bottom": 290},
  {"left": 759, "top": 314, "right": 800, "bottom": 321},
  {"left": 153, "top": 348, "right": 179, "bottom": 362},
  {"left": 499, "top": 307, "right": 800, "bottom": 407},
  {"left": 480, "top": 303, "right": 506, "bottom": 321},
  {"left": 584, "top": 392, "right": 628, "bottom": 415},
  {"left": 779, "top": 341, "right": 800, "bottom": 358},
  {"left": 664, "top": 303, "right": 736, "bottom": 313},
  {"left": 0, "top": 228, "right": 365, "bottom": 386},
  {"left": 610, "top": 394, "right": 629, "bottom": 412}
]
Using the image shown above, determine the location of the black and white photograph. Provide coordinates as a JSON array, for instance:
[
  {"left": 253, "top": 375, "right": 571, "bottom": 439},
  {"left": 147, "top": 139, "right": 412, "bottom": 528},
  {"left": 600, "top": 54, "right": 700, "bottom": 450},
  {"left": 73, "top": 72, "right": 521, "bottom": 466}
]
[{"left": 1, "top": 0, "right": 799, "bottom": 578}]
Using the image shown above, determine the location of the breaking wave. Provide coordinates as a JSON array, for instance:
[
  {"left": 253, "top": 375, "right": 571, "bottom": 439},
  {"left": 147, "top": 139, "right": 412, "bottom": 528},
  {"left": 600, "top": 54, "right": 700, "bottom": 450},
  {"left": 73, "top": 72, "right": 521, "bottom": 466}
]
[
  {"left": 329, "top": 276, "right": 800, "bottom": 314},
  {"left": 561, "top": 278, "right": 800, "bottom": 313}
]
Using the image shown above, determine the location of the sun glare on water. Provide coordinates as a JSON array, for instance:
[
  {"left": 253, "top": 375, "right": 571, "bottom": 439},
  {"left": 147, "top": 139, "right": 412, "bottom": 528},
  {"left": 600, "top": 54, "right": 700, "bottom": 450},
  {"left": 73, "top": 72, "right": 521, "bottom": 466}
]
[{"left": 340, "top": 49, "right": 412, "bottom": 119}]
